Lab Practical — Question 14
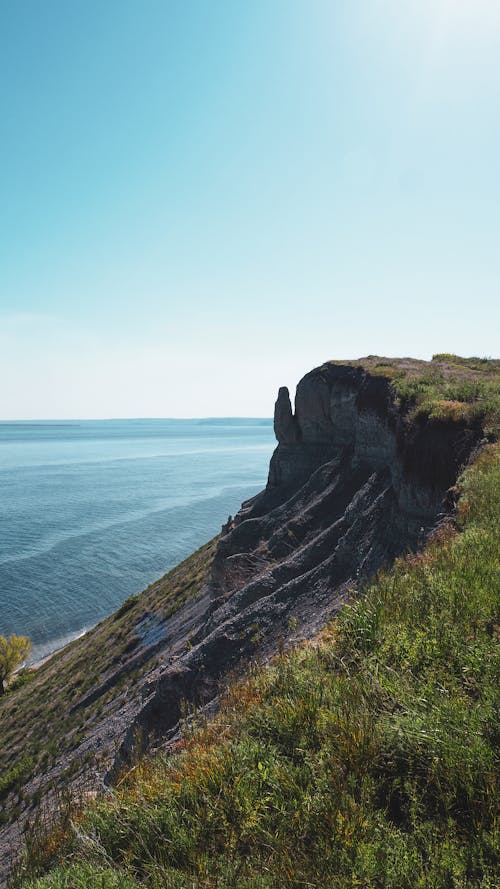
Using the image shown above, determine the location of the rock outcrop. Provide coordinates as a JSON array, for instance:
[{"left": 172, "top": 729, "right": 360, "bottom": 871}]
[
  {"left": 0, "top": 358, "right": 493, "bottom": 886},
  {"left": 273, "top": 386, "right": 300, "bottom": 444},
  {"left": 112, "top": 362, "right": 482, "bottom": 769}
]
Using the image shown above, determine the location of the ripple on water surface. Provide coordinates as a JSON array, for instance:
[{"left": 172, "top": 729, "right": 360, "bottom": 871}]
[{"left": 0, "top": 419, "right": 274, "bottom": 662}]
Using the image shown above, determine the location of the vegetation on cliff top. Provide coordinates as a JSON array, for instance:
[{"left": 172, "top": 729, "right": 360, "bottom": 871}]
[
  {"left": 15, "top": 438, "right": 499, "bottom": 887},
  {"left": 330, "top": 354, "right": 500, "bottom": 436}
]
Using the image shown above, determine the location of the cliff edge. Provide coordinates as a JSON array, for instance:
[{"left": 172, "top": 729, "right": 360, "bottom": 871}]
[
  {"left": 114, "top": 358, "right": 487, "bottom": 765},
  {"left": 2, "top": 354, "right": 498, "bottom": 885}
]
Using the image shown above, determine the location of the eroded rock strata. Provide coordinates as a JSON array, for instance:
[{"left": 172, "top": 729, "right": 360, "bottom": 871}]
[
  {"left": 114, "top": 362, "right": 481, "bottom": 769},
  {"left": 0, "top": 360, "right": 488, "bottom": 884}
]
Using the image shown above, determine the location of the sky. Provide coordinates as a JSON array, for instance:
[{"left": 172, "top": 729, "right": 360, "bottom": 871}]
[{"left": 0, "top": 0, "right": 499, "bottom": 418}]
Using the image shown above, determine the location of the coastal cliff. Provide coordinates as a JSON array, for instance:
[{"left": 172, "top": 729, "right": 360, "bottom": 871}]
[
  {"left": 115, "top": 358, "right": 485, "bottom": 764},
  {"left": 210, "top": 360, "right": 478, "bottom": 602},
  {"left": 1, "top": 355, "right": 498, "bottom": 886}
]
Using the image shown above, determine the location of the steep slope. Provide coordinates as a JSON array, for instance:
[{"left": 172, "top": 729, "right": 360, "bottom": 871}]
[
  {"left": 1, "top": 354, "right": 498, "bottom": 886},
  {"left": 112, "top": 358, "right": 488, "bottom": 768},
  {"left": 0, "top": 541, "right": 217, "bottom": 884},
  {"left": 13, "top": 373, "right": 500, "bottom": 889}
]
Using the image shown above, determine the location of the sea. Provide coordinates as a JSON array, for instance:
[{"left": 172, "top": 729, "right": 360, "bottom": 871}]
[{"left": 0, "top": 418, "right": 275, "bottom": 664}]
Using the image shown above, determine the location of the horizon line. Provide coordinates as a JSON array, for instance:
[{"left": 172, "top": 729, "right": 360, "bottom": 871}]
[{"left": 0, "top": 416, "right": 274, "bottom": 423}]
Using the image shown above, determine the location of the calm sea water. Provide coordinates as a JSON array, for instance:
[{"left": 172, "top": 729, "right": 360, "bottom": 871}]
[{"left": 0, "top": 419, "right": 275, "bottom": 663}]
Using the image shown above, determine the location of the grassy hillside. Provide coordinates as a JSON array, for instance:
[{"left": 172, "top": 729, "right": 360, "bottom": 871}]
[
  {"left": 14, "top": 442, "right": 499, "bottom": 885},
  {"left": 0, "top": 539, "right": 216, "bottom": 831}
]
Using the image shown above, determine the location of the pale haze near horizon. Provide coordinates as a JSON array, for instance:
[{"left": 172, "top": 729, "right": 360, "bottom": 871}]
[{"left": 1, "top": 0, "right": 499, "bottom": 420}]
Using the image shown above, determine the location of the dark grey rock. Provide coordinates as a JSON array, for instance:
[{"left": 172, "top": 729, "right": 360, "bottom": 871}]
[
  {"left": 273, "top": 386, "right": 300, "bottom": 444},
  {"left": 110, "top": 362, "right": 482, "bottom": 773}
]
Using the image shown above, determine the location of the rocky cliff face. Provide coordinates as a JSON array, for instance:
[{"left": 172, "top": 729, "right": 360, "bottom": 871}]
[
  {"left": 114, "top": 362, "right": 481, "bottom": 767},
  {"left": 0, "top": 358, "right": 491, "bottom": 885}
]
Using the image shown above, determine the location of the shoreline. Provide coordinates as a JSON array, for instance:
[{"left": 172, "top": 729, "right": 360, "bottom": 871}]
[
  {"left": 21, "top": 626, "right": 92, "bottom": 673},
  {"left": 30, "top": 649, "right": 62, "bottom": 671}
]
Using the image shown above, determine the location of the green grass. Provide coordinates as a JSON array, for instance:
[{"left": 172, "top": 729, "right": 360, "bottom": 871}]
[
  {"left": 329, "top": 354, "right": 500, "bottom": 436},
  {"left": 0, "top": 757, "right": 34, "bottom": 801},
  {"left": 0, "top": 539, "right": 216, "bottom": 829},
  {"left": 20, "top": 864, "right": 140, "bottom": 889},
  {"left": 5, "top": 669, "right": 36, "bottom": 696},
  {"left": 15, "top": 444, "right": 500, "bottom": 889}
]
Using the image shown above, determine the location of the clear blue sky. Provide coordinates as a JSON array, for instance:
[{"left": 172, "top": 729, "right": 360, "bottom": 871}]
[{"left": 1, "top": 0, "right": 499, "bottom": 418}]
